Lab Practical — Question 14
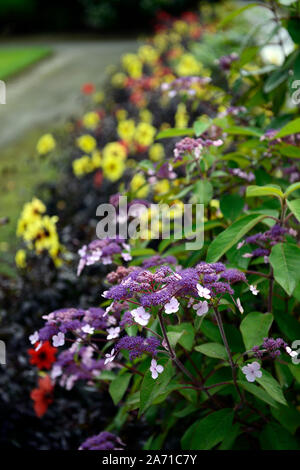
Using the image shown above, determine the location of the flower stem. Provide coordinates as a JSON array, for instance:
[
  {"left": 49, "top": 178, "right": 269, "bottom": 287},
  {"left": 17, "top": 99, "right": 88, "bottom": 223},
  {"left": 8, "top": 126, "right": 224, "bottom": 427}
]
[
  {"left": 157, "top": 309, "right": 198, "bottom": 385},
  {"left": 213, "top": 306, "right": 244, "bottom": 403}
]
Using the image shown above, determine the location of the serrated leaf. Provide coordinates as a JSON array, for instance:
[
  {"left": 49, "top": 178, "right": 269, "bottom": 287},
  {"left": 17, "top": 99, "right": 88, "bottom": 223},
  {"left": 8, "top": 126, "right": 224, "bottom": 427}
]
[
  {"left": 218, "top": 3, "right": 261, "bottom": 28},
  {"left": 269, "top": 243, "right": 300, "bottom": 295},
  {"left": 193, "top": 180, "right": 213, "bottom": 204},
  {"left": 167, "top": 331, "right": 184, "bottom": 349},
  {"left": 109, "top": 373, "right": 131, "bottom": 405},
  {"left": 220, "top": 193, "right": 244, "bottom": 221},
  {"left": 271, "top": 404, "right": 300, "bottom": 434},
  {"left": 156, "top": 128, "right": 194, "bottom": 139},
  {"left": 238, "top": 380, "right": 278, "bottom": 407},
  {"left": 224, "top": 126, "right": 263, "bottom": 137},
  {"left": 168, "top": 323, "right": 195, "bottom": 351},
  {"left": 139, "top": 360, "right": 174, "bottom": 415},
  {"left": 260, "top": 422, "right": 299, "bottom": 450},
  {"left": 264, "top": 67, "right": 289, "bottom": 93},
  {"left": 206, "top": 213, "right": 266, "bottom": 263},
  {"left": 256, "top": 370, "right": 287, "bottom": 406},
  {"left": 285, "top": 182, "right": 300, "bottom": 198},
  {"left": 181, "top": 409, "right": 234, "bottom": 450},
  {"left": 275, "top": 117, "right": 300, "bottom": 138},
  {"left": 195, "top": 342, "right": 227, "bottom": 360},
  {"left": 240, "top": 312, "right": 273, "bottom": 350},
  {"left": 274, "top": 143, "right": 300, "bottom": 158},
  {"left": 246, "top": 184, "right": 284, "bottom": 199},
  {"left": 287, "top": 199, "right": 300, "bottom": 222},
  {"left": 193, "top": 118, "right": 212, "bottom": 137}
]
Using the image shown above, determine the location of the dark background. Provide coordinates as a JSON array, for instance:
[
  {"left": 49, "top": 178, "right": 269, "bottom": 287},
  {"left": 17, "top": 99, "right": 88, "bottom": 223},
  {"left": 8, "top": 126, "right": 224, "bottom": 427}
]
[{"left": 0, "top": 0, "right": 212, "bottom": 35}]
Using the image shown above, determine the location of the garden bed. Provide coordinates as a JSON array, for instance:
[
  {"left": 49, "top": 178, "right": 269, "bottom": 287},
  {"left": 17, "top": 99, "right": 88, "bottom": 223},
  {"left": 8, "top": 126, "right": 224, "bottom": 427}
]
[{"left": 1, "top": 1, "right": 300, "bottom": 451}]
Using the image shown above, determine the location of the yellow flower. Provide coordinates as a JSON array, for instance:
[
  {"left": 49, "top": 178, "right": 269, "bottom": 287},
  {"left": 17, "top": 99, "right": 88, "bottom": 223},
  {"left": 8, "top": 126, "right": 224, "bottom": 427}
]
[
  {"left": 91, "top": 150, "right": 102, "bottom": 168},
  {"left": 130, "top": 173, "right": 149, "bottom": 198},
  {"left": 175, "top": 103, "right": 189, "bottom": 128},
  {"left": 149, "top": 143, "right": 165, "bottom": 162},
  {"left": 173, "top": 20, "right": 188, "bottom": 34},
  {"left": 176, "top": 53, "right": 201, "bottom": 76},
  {"left": 169, "top": 32, "right": 181, "bottom": 44},
  {"left": 153, "top": 33, "right": 168, "bottom": 52},
  {"left": 160, "top": 122, "right": 171, "bottom": 131},
  {"left": 17, "top": 198, "right": 46, "bottom": 237},
  {"left": 15, "top": 249, "right": 26, "bottom": 268},
  {"left": 138, "top": 45, "right": 159, "bottom": 64},
  {"left": 82, "top": 112, "right": 100, "bottom": 130},
  {"left": 76, "top": 135, "right": 97, "bottom": 154},
  {"left": 210, "top": 199, "right": 220, "bottom": 210},
  {"left": 116, "top": 109, "right": 128, "bottom": 121},
  {"left": 169, "top": 200, "right": 184, "bottom": 219},
  {"left": 103, "top": 142, "right": 127, "bottom": 161},
  {"left": 122, "top": 53, "right": 142, "bottom": 79},
  {"left": 210, "top": 199, "right": 223, "bottom": 219},
  {"left": 93, "top": 91, "right": 104, "bottom": 103},
  {"left": 154, "top": 179, "right": 170, "bottom": 198},
  {"left": 72, "top": 156, "right": 94, "bottom": 177},
  {"left": 139, "top": 109, "right": 153, "bottom": 124},
  {"left": 102, "top": 155, "right": 125, "bottom": 182},
  {"left": 134, "top": 122, "right": 156, "bottom": 147},
  {"left": 117, "top": 120, "right": 136, "bottom": 142},
  {"left": 16, "top": 199, "right": 64, "bottom": 265},
  {"left": 36, "top": 134, "right": 56, "bottom": 155},
  {"left": 111, "top": 72, "right": 127, "bottom": 88}
]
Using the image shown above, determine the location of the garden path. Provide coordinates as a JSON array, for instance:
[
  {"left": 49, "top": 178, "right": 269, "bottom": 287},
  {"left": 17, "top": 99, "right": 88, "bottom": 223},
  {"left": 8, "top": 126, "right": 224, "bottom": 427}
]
[{"left": 0, "top": 38, "right": 139, "bottom": 147}]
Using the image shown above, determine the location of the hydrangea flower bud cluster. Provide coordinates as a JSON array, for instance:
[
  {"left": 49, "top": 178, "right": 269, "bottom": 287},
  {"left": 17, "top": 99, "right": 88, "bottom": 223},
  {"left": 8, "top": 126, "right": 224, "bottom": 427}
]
[
  {"left": 173, "top": 137, "right": 223, "bottom": 162},
  {"left": 283, "top": 164, "right": 300, "bottom": 184},
  {"left": 239, "top": 224, "right": 296, "bottom": 263},
  {"left": 218, "top": 52, "right": 238, "bottom": 71},
  {"left": 77, "top": 237, "right": 132, "bottom": 275},
  {"left": 115, "top": 335, "right": 161, "bottom": 360},
  {"left": 52, "top": 342, "right": 107, "bottom": 390},
  {"left": 260, "top": 129, "right": 300, "bottom": 146},
  {"left": 79, "top": 432, "right": 125, "bottom": 450},
  {"left": 104, "top": 262, "right": 247, "bottom": 309},
  {"left": 141, "top": 254, "right": 177, "bottom": 268},
  {"left": 35, "top": 307, "right": 109, "bottom": 345},
  {"left": 252, "top": 337, "right": 287, "bottom": 359},
  {"left": 228, "top": 168, "right": 255, "bottom": 182},
  {"left": 161, "top": 76, "right": 211, "bottom": 97}
]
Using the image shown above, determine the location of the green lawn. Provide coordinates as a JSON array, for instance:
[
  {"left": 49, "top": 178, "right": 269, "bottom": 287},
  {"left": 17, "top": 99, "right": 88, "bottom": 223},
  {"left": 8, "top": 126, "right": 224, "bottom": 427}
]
[
  {"left": 0, "top": 127, "right": 58, "bottom": 276},
  {"left": 0, "top": 47, "right": 51, "bottom": 80}
]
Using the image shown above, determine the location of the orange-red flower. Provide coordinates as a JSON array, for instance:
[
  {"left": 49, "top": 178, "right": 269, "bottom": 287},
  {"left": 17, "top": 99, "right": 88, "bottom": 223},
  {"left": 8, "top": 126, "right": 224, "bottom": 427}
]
[
  {"left": 28, "top": 341, "right": 57, "bottom": 370},
  {"left": 31, "top": 375, "right": 54, "bottom": 418},
  {"left": 81, "top": 82, "right": 95, "bottom": 95}
]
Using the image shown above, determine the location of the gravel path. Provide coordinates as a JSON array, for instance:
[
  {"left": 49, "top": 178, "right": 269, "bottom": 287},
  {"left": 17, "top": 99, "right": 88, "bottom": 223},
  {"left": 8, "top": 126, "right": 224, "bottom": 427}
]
[{"left": 0, "top": 38, "right": 139, "bottom": 147}]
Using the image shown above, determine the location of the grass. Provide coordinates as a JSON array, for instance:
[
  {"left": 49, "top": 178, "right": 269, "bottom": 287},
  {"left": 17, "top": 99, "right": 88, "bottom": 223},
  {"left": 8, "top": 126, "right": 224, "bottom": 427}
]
[
  {"left": 0, "top": 47, "right": 51, "bottom": 80},
  {"left": 0, "top": 127, "right": 58, "bottom": 276}
]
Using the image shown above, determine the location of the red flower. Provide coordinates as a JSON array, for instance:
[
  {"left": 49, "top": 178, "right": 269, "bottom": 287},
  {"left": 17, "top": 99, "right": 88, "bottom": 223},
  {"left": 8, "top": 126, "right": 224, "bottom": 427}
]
[
  {"left": 93, "top": 170, "right": 103, "bottom": 188},
  {"left": 31, "top": 375, "right": 54, "bottom": 418},
  {"left": 28, "top": 341, "right": 57, "bottom": 370},
  {"left": 190, "top": 26, "right": 202, "bottom": 40},
  {"left": 135, "top": 143, "right": 148, "bottom": 154},
  {"left": 81, "top": 82, "right": 95, "bottom": 95},
  {"left": 119, "top": 139, "right": 129, "bottom": 152},
  {"left": 181, "top": 12, "right": 198, "bottom": 23},
  {"left": 130, "top": 91, "right": 146, "bottom": 107}
]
